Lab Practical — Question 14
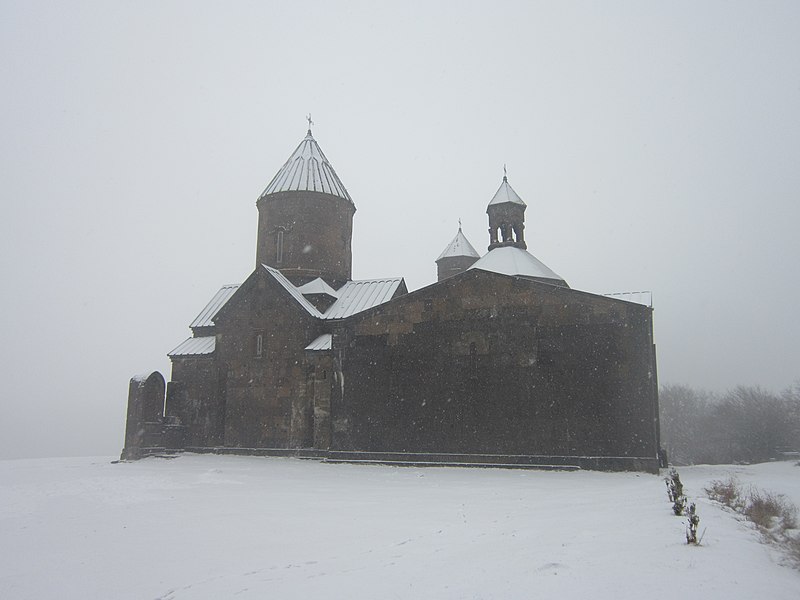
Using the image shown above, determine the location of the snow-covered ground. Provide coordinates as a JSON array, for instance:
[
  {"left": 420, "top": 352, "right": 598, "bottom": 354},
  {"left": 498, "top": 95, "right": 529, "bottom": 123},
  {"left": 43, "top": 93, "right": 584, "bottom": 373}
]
[{"left": 1, "top": 455, "right": 798, "bottom": 599}]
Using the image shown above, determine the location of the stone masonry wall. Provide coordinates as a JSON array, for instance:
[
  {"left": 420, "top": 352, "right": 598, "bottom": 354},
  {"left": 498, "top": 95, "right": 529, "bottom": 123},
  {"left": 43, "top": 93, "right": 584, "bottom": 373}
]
[
  {"left": 214, "top": 269, "right": 324, "bottom": 448},
  {"left": 166, "top": 356, "right": 223, "bottom": 447},
  {"left": 256, "top": 191, "right": 355, "bottom": 288},
  {"left": 330, "top": 270, "right": 658, "bottom": 463}
]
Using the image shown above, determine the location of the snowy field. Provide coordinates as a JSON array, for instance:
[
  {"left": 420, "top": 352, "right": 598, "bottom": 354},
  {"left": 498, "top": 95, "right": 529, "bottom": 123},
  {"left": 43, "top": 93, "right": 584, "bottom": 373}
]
[{"left": 1, "top": 455, "right": 798, "bottom": 600}]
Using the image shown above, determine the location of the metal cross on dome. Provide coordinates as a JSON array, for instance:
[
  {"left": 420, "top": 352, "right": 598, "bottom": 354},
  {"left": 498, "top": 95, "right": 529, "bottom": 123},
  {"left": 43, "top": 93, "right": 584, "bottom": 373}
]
[{"left": 306, "top": 113, "right": 314, "bottom": 133}]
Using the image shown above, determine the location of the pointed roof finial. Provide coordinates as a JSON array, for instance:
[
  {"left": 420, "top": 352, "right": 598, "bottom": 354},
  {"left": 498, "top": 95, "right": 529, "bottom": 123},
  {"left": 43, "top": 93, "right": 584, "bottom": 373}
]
[
  {"left": 259, "top": 125, "right": 353, "bottom": 205},
  {"left": 306, "top": 113, "right": 314, "bottom": 136},
  {"left": 436, "top": 226, "right": 480, "bottom": 261},
  {"left": 503, "top": 164, "right": 508, "bottom": 182}
]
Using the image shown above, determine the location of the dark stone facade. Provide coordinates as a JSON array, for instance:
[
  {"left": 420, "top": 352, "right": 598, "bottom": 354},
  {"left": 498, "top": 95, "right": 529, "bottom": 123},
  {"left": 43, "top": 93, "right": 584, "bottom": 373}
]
[
  {"left": 122, "top": 372, "right": 169, "bottom": 459},
  {"left": 165, "top": 356, "right": 223, "bottom": 447},
  {"left": 329, "top": 271, "right": 658, "bottom": 461},
  {"left": 256, "top": 190, "right": 355, "bottom": 288},
  {"left": 214, "top": 268, "right": 324, "bottom": 448},
  {"left": 121, "top": 130, "right": 660, "bottom": 472},
  {"left": 436, "top": 254, "right": 479, "bottom": 282}
]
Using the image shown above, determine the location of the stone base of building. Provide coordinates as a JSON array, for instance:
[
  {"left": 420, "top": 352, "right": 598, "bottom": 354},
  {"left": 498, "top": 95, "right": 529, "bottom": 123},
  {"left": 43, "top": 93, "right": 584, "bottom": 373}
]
[{"left": 137, "top": 447, "right": 661, "bottom": 473}]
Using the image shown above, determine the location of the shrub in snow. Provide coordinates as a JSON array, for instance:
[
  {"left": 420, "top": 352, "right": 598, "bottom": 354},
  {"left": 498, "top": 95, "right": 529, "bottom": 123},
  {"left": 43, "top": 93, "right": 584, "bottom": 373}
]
[
  {"left": 665, "top": 469, "right": 686, "bottom": 515},
  {"left": 673, "top": 495, "right": 688, "bottom": 516},
  {"left": 706, "top": 477, "right": 800, "bottom": 567},
  {"left": 704, "top": 476, "right": 744, "bottom": 511},
  {"left": 744, "top": 488, "right": 798, "bottom": 531},
  {"left": 686, "top": 502, "right": 700, "bottom": 545},
  {"left": 665, "top": 468, "right": 682, "bottom": 501},
  {"left": 743, "top": 489, "right": 800, "bottom": 568}
]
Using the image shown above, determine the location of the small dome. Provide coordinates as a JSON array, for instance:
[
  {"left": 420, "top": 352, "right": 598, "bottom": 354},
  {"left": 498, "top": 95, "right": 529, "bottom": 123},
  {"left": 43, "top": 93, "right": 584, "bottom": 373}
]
[
  {"left": 436, "top": 228, "right": 480, "bottom": 261},
  {"left": 468, "top": 246, "right": 567, "bottom": 286}
]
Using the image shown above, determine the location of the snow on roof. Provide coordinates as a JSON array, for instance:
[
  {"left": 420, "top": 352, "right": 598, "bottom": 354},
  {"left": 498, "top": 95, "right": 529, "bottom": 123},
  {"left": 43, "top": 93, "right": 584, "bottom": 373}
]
[
  {"left": 305, "top": 333, "right": 332, "bottom": 351},
  {"left": 603, "top": 291, "right": 653, "bottom": 307},
  {"left": 188, "top": 269, "right": 401, "bottom": 328},
  {"left": 168, "top": 336, "right": 216, "bottom": 357},
  {"left": 323, "top": 278, "right": 404, "bottom": 319},
  {"left": 436, "top": 228, "right": 480, "bottom": 261},
  {"left": 190, "top": 284, "right": 240, "bottom": 329},
  {"left": 258, "top": 130, "right": 353, "bottom": 205},
  {"left": 261, "top": 265, "right": 323, "bottom": 317},
  {"left": 297, "top": 277, "right": 339, "bottom": 298},
  {"left": 130, "top": 371, "right": 162, "bottom": 384},
  {"left": 468, "top": 246, "right": 565, "bottom": 283},
  {"left": 487, "top": 177, "right": 525, "bottom": 207}
]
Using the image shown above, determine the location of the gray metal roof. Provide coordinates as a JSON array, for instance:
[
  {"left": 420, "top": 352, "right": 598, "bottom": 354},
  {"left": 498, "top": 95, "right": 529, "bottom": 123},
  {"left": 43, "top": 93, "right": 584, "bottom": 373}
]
[
  {"left": 258, "top": 130, "right": 353, "bottom": 205},
  {"left": 187, "top": 268, "right": 403, "bottom": 336},
  {"left": 436, "top": 227, "right": 480, "bottom": 261},
  {"left": 189, "top": 284, "right": 240, "bottom": 329},
  {"left": 323, "top": 278, "right": 404, "bottom": 319},
  {"left": 261, "top": 267, "right": 402, "bottom": 319},
  {"left": 305, "top": 333, "right": 332, "bottom": 351},
  {"left": 168, "top": 336, "right": 216, "bottom": 357},
  {"left": 468, "top": 246, "right": 565, "bottom": 284},
  {"left": 487, "top": 176, "right": 525, "bottom": 207}
]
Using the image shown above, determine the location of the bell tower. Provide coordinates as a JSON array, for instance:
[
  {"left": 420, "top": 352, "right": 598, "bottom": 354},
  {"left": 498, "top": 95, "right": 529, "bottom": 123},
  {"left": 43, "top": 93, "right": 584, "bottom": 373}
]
[
  {"left": 486, "top": 171, "right": 527, "bottom": 251},
  {"left": 255, "top": 123, "right": 356, "bottom": 289}
]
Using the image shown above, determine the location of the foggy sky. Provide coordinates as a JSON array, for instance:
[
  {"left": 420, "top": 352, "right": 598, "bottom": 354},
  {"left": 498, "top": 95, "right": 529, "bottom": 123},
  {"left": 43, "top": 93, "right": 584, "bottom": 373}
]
[{"left": 1, "top": 1, "right": 798, "bottom": 459}]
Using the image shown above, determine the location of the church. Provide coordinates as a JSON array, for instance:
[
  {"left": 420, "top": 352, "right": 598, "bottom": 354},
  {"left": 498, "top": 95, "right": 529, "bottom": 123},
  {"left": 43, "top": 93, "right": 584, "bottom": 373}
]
[{"left": 123, "top": 125, "right": 661, "bottom": 472}]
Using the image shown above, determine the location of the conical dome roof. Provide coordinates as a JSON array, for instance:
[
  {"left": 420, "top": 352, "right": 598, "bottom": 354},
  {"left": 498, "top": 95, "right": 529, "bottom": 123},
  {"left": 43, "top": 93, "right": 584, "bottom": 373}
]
[
  {"left": 436, "top": 227, "right": 480, "bottom": 261},
  {"left": 487, "top": 176, "right": 525, "bottom": 208},
  {"left": 259, "top": 129, "right": 354, "bottom": 206}
]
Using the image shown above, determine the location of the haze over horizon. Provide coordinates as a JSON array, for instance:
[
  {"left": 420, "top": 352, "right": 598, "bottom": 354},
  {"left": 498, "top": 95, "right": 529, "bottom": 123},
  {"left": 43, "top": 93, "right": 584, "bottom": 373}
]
[{"left": 1, "top": 1, "right": 798, "bottom": 459}]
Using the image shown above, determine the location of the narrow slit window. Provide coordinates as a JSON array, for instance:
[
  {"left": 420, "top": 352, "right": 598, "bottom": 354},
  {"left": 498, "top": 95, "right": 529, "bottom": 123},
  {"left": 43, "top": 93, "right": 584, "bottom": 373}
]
[
  {"left": 469, "top": 342, "right": 477, "bottom": 379},
  {"left": 255, "top": 333, "right": 263, "bottom": 358},
  {"left": 276, "top": 230, "right": 284, "bottom": 264}
]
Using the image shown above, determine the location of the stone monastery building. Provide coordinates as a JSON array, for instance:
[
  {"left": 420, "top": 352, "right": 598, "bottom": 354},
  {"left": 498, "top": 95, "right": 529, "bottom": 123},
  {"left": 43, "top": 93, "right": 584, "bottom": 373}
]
[{"left": 123, "top": 126, "right": 661, "bottom": 472}]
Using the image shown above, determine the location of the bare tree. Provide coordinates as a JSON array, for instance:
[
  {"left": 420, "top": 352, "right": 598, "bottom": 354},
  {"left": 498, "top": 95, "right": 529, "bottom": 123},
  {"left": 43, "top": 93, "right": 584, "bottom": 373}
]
[{"left": 660, "top": 382, "right": 800, "bottom": 465}]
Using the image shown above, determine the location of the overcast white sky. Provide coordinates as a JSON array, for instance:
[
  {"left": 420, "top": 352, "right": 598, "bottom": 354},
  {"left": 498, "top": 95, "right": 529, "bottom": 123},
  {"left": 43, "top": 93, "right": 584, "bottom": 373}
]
[{"left": 1, "top": 1, "right": 798, "bottom": 459}]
